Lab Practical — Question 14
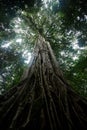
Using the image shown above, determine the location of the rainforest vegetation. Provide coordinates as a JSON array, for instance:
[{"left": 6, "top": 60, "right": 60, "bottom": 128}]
[{"left": 0, "top": 0, "right": 87, "bottom": 129}]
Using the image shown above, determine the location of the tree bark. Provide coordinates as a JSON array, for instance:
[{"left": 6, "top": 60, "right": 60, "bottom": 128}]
[{"left": 0, "top": 36, "right": 87, "bottom": 130}]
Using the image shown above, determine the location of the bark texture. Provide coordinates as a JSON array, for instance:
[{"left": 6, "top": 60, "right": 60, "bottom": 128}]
[{"left": 0, "top": 36, "right": 87, "bottom": 130}]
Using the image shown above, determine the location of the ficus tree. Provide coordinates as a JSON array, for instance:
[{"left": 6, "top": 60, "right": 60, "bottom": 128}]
[{"left": 0, "top": 0, "right": 87, "bottom": 130}]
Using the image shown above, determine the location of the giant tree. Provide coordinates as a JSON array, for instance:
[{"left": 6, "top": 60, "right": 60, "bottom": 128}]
[
  {"left": 0, "top": 34, "right": 87, "bottom": 129},
  {"left": 0, "top": 0, "right": 87, "bottom": 130}
]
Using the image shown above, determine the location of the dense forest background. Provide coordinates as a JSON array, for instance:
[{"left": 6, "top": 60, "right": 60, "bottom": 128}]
[{"left": 0, "top": 0, "right": 87, "bottom": 97}]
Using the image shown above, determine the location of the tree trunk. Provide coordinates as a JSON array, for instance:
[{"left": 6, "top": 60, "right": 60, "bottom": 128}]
[{"left": 0, "top": 36, "right": 87, "bottom": 130}]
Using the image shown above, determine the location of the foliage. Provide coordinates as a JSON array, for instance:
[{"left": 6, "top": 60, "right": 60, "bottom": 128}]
[
  {"left": 64, "top": 50, "right": 87, "bottom": 97},
  {"left": 0, "top": 46, "right": 25, "bottom": 94},
  {"left": 58, "top": 0, "right": 87, "bottom": 47}
]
